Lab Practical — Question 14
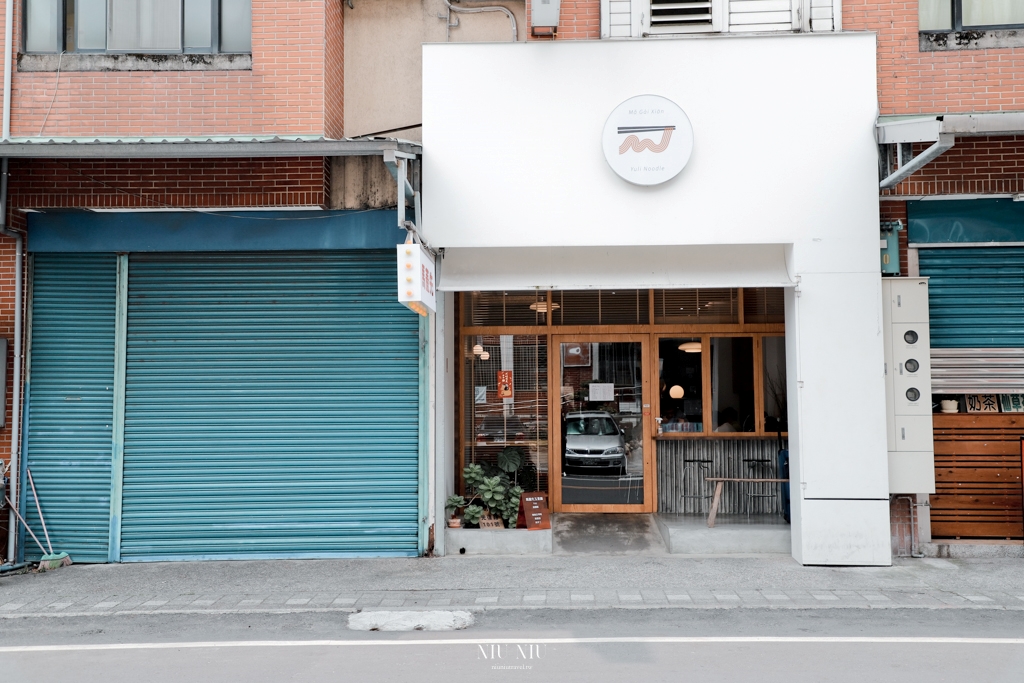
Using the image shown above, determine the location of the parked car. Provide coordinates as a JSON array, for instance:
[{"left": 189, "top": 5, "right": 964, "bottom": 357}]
[
  {"left": 563, "top": 411, "right": 626, "bottom": 476},
  {"left": 476, "top": 414, "right": 532, "bottom": 443}
]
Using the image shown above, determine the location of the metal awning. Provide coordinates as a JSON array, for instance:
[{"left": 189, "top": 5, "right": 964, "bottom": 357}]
[
  {"left": 0, "top": 136, "right": 422, "bottom": 158},
  {"left": 876, "top": 112, "right": 1024, "bottom": 190}
]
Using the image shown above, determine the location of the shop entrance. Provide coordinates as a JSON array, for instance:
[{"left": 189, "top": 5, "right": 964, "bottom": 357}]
[
  {"left": 457, "top": 288, "right": 789, "bottom": 536},
  {"left": 553, "top": 335, "right": 654, "bottom": 512}
]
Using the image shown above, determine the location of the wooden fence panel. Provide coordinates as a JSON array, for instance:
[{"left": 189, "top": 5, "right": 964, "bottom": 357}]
[{"left": 931, "top": 414, "right": 1024, "bottom": 540}]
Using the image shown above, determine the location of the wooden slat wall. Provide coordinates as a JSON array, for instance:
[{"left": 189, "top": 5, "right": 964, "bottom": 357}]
[{"left": 932, "top": 414, "right": 1024, "bottom": 540}]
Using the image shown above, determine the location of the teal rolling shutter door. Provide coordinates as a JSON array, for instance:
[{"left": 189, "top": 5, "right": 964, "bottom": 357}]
[
  {"left": 918, "top": 247, "right": 1024, "bottom": 347},
  {"left": 25, "top": 254, "right": 117, "bottom": 563},
  {"left": 119, "top": 252, "right": 420, "bottom": 560}
]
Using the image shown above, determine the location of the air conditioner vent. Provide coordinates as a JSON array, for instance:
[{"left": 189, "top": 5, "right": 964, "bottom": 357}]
[{"left": 649, "top": 0, "right": 713, "bottom": 33}]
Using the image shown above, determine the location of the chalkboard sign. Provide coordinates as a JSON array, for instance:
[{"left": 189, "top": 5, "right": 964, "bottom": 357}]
[{"left": 516, "top": 493, "right": 551, "bottom": 530}]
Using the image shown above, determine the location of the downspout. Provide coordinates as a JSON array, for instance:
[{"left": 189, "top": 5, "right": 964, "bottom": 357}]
[
  {"left": 3, "top": 0, "right": 13, "bottom": 139},
  {"left": 894, "top": 494, "right": 924, "bottom": 558},
  {"left": 879, "top": 134, "right": 955, "bottom": 190},
  {"left": 0, "top": 158, "right": 23, "bottom": 566}
]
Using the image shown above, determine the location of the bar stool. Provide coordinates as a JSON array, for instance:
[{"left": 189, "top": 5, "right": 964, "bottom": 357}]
[
  {"left": 742, "top": 457, "right": 777, "bottom": 517},
  {"left": 680, "top": 457, "right": 715, "bottom": 513}
]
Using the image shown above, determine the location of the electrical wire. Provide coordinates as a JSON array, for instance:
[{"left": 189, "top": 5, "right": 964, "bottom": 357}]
[{"left": 37, "top": 51, "right": 65, "bottom": 138}]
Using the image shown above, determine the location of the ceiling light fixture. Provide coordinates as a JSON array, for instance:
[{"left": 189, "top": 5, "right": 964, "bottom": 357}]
[
  {"left": 678, "top": 341, "right": 702, "bottom": 353},
  {"left": 529, "top": 301, "right": 561, "bottom": 313},
  {"left": 669, "top": 385, "right": 685, "bottom": 399},
  {"left": 472, "top": 344, "right": 484, "bottom": 355}
]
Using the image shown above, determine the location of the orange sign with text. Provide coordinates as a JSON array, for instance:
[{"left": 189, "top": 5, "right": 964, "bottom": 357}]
[{"left": 497, "top": 370, "right": 514, "bottom": 399}]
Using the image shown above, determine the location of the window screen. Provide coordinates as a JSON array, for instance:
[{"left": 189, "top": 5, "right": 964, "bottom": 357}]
[
  {"left": 220, "top": 0, "right": 252, "bottom": 52},
  {"left": 108, "top": 0, "right": 183, "bottom": 51},
  {"left": 184, "top": 0, "right": 213, "bottom": 49},
  {"left": 25, "top": 0, "right": 62, "bottom": 53}
]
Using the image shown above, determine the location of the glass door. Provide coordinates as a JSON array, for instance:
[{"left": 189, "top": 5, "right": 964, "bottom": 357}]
[{"left": 552, "top": 335, "right": 654, "bottom": 512}]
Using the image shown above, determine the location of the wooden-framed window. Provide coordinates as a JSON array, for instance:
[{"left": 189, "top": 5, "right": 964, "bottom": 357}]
[{"left": 654, "top": 333, "right": 788, "bottom": 439}]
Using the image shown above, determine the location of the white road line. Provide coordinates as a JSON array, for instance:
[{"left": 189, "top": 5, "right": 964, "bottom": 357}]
[{"left": 3, "top": 637, "right": 1024, "bottom": 653}]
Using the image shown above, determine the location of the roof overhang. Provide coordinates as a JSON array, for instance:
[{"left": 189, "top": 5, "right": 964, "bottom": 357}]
[
  {"left": 0, "top": 136, "right": 421, "bottom": 158},
  {"left": 876, "top": 112, "right": 1024, "bottom": 190},
  {"left": 876, "top": 112, "right": 1024, "bottom": 144}
]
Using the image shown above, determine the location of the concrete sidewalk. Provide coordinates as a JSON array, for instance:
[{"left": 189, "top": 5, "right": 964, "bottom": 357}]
[{"left": 0, "top": 554, "right": 1022, "bottom": 618}]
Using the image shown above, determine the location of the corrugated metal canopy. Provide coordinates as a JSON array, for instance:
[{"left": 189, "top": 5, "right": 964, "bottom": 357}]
[{"left": 0, "top": 136, "right": 421, "bottom": 158}]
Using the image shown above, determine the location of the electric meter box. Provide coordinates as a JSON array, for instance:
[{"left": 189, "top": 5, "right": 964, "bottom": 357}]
[
  {"left": 531, "top": 0, "right": 561, "bottom": 28},
  {"left": 882, "top": 278, "right": 935, "bottom": 494}
]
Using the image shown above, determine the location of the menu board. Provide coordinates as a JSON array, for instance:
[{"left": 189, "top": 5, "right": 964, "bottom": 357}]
[{"left": 516, "top": 493, "right": 551, "bottom": 530}]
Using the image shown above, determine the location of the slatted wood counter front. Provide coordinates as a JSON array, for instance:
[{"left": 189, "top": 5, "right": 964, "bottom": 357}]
[{"left": 932, "top": 414, "right": 1024, "bottom": 540}]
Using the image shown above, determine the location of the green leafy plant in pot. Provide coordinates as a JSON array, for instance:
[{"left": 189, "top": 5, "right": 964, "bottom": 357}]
[{"left": 450, "top": 446, "right": 530, "bottom": 528}]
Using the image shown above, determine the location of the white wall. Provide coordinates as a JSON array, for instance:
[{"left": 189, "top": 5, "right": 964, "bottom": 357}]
[
  {"left": 423, "top": 34, "right": 878, "bottom": 271},
  {"left": 423, "top": 33, "right": 890, "bottom": 565}
]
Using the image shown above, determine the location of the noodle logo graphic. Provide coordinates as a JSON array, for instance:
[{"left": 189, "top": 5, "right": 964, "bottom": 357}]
[
  {"left": 618, "top": 126, "right": 675, "bottom": 155},
  {"left": 602, "top": 95, "right": 693, "bottom": 186}
]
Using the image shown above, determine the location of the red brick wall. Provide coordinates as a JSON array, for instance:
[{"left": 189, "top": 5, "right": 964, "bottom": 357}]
[
  {"left": 3, "top": 1, "right": 341, "bottom": 137},
  {"left": 880, "top": 200, "right": 909, "bottom": 275},
  {"left": 882, "top": 136, "right": 1024, "bottom": 196},
  {"left": 526, "top": 0, "right": 600, "bottom": 39},
  {"left": 843, "top": 0, "right": 1024, "bottom": 115},
  {"left": 325, "top": 0, "right": 345, "bottom": 138},
  {"left": 7, "top": 158, "right": 329, "bottom": 209}
]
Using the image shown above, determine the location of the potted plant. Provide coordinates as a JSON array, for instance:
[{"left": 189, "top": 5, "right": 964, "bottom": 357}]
[
  {"left": 445, "top": 496, "right": 463, "bottom": 528},
  {"left": 447, "top": 446, "right": 529, "bottom": 529}
]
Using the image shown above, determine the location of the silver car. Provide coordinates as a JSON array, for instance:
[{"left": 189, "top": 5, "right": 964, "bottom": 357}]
[{"left": 564, "top": 411, "right": 626, "bottom": 476}]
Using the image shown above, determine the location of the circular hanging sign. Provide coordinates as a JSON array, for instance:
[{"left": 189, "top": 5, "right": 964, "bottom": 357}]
[{"left": 602, "top": 95, "right": 694, "bottom": 186}]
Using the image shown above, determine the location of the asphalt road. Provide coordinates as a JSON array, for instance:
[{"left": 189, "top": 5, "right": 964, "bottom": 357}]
[{"left": 2, "top": 608, "right": 1024, "bottom": 682}]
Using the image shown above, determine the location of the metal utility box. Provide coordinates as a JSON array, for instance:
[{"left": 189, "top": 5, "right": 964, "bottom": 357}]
[
  {"left": 531, "top": 0, "right": 561, "bottom": 29},
  {"left": 882, "top": 278, "right": 935, "bottom": 494}
]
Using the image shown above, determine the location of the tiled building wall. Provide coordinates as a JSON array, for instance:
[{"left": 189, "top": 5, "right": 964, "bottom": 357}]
[
  {"left": 6, "top": 158, "right": 330, "bottom": 210},
  {"left": 883, "top": 136, "right": 1024, "bottom": 197},
  {"left": 3, "top": 1, "right": 340, "bottom": 137},
  {"left": 843, "top": 0, "right": 1024, "bottom": 115},
  {"left": 526, "top": 0, "right": 601, "bottom": 39}
]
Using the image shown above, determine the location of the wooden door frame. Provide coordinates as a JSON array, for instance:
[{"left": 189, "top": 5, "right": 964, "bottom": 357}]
[{"left": 550, "top": 333, "right": 656, "bottom": 513}]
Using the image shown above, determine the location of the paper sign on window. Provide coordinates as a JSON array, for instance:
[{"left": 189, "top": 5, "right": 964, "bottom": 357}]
[{"left": 588, "top": 383, "right": 615, "bottom": 402}]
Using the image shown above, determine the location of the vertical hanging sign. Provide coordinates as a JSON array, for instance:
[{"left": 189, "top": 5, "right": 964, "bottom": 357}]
[
  {"left": 397, "top": 244, "right": 436, "bottom": 316},
  {"left": 497, "top": 370, "right": 514, "bottom": 400}
]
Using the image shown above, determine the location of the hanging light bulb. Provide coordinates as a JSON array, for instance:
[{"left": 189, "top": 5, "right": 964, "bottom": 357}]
[
  {"left": 472, "top": 344, "right": 484, "bottom": 355},
  {"left": 669, "top": 385, "right": 685, "bottom": 399},
  {"left": 479, "top": 351, "right": 490, "bottom": 361}
]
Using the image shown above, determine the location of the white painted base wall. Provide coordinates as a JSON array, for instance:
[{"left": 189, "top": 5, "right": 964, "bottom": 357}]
[{"left": 793, "top": 499, "right": 892, "bottom": 565}]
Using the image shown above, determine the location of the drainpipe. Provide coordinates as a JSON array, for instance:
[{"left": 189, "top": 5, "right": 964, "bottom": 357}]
[
  {"left": 894, "top": 494, "right": 924, "bottom": 558},
  {"left": 0, "top": 158, "right": 23, "bottom": 566},
  {"left": 3, "top": 0, "right": 13, "bottom": 139}
]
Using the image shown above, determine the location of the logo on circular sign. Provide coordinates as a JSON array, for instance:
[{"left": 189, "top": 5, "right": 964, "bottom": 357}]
[{"left": 602, "top": 95, "right": 694, "bottom": 186}]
